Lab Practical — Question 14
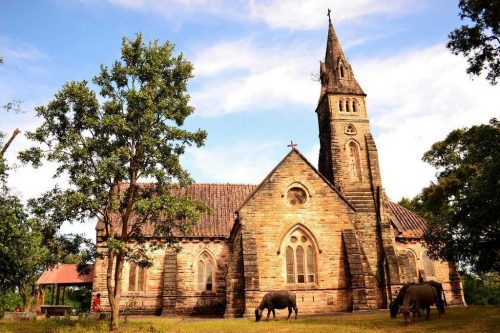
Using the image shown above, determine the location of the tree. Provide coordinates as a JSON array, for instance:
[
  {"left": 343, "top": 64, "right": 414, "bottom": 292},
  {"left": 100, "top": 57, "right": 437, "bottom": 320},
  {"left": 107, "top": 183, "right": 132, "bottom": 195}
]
[
  {"left": 19, "top": 34, "right": 208, "bottom": 330},
  {"left": 447, "top": 0, "right": 500, "bottom": 85},
  {"left": 400, "top": 118, "right": 500, "bottom": 273}
]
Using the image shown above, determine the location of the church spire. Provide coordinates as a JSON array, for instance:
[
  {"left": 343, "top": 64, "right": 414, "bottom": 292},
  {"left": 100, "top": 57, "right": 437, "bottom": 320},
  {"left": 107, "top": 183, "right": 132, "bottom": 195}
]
[{"left": 319, "top": 15, "right": 365, "bottom": 101}]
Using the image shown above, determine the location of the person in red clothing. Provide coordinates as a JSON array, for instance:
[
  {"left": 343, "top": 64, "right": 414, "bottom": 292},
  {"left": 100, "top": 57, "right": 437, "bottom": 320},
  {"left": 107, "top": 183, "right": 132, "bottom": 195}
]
[
  {"left": 92, "top": 293, "right": 103, "bottom": 313},
  {"left": 15, "top": 305, "right": 21, "bottom": 313}
]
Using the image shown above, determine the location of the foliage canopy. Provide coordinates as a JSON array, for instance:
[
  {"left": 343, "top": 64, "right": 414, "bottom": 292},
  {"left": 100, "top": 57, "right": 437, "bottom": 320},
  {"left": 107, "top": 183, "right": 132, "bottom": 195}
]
[
  {"left": 400, "top": 118, "right": 500, "bottom": 273},
  {"left": 447, "top": 0, "right": 500, "bottom": 85},
  {"left": 18, "top": 33, "right": 208, "bottom": 330}
]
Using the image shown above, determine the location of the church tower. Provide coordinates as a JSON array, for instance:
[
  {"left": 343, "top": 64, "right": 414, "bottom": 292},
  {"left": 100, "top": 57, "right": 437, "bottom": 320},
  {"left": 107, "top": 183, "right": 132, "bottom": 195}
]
[{"left": 316, "top": 16, "right": 401, "bottom": 308}]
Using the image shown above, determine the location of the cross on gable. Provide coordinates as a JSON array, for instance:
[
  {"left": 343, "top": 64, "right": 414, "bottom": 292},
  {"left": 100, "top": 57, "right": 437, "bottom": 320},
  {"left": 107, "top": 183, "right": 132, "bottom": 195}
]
[
  {"left": 327, "top": 8, "right": 331, "bottom": 21},
  {"left": 287, "top": 140, "right": 297, "bottom": 150}
]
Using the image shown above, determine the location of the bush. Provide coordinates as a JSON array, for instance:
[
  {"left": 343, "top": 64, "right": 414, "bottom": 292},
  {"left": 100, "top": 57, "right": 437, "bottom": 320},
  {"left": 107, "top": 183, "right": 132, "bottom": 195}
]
[
  {"left": 0, "top": 291, "right": 23, "bottom": 317},
  {"left": 463, "top": 272, "right": 500, "bottom": 305}
]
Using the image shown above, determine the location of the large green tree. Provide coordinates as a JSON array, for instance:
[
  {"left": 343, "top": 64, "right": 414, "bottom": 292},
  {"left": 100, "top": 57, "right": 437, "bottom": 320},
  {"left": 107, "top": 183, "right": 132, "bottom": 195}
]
[
  {"left": 19, "top": 34, "right": 208, "bottom": 330},
  {"left": 447, "top": 0, "right": 500, "bottom": 85},
  {"left": 400, "top": 119, "right": 500, "bottom": 273}
]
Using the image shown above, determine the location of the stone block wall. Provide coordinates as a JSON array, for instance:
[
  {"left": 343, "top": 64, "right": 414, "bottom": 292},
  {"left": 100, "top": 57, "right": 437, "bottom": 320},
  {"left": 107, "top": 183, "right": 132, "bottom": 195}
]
[
  {"left": 394, "top": 241, "right": 466, "bottom": 306},
  {"left": 238, "top": 151, "right": 364, "bottom": 315}
]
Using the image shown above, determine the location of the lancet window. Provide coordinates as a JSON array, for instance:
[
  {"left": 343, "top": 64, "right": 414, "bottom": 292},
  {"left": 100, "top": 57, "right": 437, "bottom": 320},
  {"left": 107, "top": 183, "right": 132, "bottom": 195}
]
[
  {"left": 348, "top": 141, "right": 362, "bottom": 181},
  {"left": 284, "top": 230, "right": 316, "bottom": 284},
  {"left": 197, "top": 252, "right": 215, "bottom": 292},
  {"left": 422, "top": 250, "right": 435, "bottom": 277},
  {"left": 128, "top": 262, "right": 146, "bottom": 292}
]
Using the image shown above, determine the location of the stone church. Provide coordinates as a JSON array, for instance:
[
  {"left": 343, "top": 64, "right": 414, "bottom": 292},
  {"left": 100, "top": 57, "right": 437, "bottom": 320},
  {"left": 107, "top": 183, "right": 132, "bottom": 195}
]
[{"left": 92, "top": 18, "right": 465, "bottom": 316}]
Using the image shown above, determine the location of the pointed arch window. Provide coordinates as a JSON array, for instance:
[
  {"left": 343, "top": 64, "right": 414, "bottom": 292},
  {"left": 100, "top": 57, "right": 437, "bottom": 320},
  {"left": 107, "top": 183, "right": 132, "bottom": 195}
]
[
  {"left": 283, "top": 230, "right": 317, "bottom": 284},
  {"left": 345, "top": 100, "right": 350, "bottom": 112},
  {"left": 339, "top": 62, "right": 345, "bottom": 78},
  {"left": 286, "top": 247, "right": 295, "bottom": 283},
  {"left": 307, "top": 246, "right": 315, "bottom": 283},
  {"left": 407, "top": 250, "right": 418, "bottom": 280},
  {"left": 352, "top": 100, "right": 358, "bottom": 112},
  {"left": 348, "top": 141, "right": 362, "bottom": 181},
  {"left": 128, "top": 262, "right": 146, "bottom": 292},
  {"left": 422, "top": 250, "right": 435, "bottom": 277},
  {"left": 197, "top": 252, "right": 215, "bottom": 292},
  {"left": 338, "top": 99, "right": 343, "bottom": 112}
]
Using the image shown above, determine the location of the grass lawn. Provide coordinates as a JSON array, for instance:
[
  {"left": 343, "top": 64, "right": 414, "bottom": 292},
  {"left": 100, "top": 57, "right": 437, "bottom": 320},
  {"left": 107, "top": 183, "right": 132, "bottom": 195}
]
[{"left": 0, "top": 306, "right": 498, "bottom": 333}]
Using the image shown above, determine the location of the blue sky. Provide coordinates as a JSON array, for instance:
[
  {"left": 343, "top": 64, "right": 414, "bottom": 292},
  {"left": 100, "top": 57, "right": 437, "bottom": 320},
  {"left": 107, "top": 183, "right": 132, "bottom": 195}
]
[{"left": 1, "top": 0, "right": 498, "bottom": 239}]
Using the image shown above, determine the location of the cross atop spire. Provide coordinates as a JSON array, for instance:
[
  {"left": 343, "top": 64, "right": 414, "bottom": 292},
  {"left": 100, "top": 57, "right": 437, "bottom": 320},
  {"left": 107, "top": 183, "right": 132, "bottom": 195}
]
[
  {"left": 287, "top": 140, "right": 297, "bottom": 150},
  {"left": 318, "top": 15, "right": 365, "bottom": 101}
]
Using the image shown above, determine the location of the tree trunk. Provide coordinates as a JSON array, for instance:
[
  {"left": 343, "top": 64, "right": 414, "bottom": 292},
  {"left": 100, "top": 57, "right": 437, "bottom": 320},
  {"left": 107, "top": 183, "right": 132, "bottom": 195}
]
[{"left": 106, "top": 247, "right": 126, "bottom": 331}]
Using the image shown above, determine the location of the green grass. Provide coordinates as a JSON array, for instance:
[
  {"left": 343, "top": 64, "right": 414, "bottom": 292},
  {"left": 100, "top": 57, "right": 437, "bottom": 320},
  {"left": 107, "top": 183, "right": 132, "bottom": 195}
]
[{"left": 0, "top": 306, "right": 498, "bottom": 333}]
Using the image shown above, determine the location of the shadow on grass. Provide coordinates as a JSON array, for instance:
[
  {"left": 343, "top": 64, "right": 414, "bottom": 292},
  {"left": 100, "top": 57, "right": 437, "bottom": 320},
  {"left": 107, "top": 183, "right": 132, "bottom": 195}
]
[{"left": 0, "top": 306, "right": 498, "bottom": 333}]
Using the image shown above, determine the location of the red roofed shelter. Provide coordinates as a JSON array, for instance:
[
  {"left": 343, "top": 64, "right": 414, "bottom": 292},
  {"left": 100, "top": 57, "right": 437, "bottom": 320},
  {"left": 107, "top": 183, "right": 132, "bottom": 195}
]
[{"left": 35, "top": 264, "right": 94, "bottom": 312}]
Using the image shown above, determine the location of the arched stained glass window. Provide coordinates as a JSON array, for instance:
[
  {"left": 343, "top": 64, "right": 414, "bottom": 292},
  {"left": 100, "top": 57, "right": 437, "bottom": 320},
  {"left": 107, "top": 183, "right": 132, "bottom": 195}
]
[
  {"left": 286, "top": 246, "right": 295, "bottom": 283},
  {"left": 197, "top": 252, "right": 215, "bottom": 292},
  {"left": 283, "top": 230, "right": 317, "bottom": 284},
  {"left": 296, "top": 246, "right": 305, "bottom": 283},
  {"left": 307, "top": 246, "right": 315, "bottom": 283}
]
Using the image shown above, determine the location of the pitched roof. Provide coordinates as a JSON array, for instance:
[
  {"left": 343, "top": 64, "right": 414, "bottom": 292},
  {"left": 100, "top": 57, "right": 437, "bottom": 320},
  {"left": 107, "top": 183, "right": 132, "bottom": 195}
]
[
  {"left": 387, "top": 201, "right": 427, "bottom": 238},
  {"left": 36, "top": 264, "right": 94, "bottom": 285},
  {"left": 173, "top": 183, "right": 256, "bottom": 237}
]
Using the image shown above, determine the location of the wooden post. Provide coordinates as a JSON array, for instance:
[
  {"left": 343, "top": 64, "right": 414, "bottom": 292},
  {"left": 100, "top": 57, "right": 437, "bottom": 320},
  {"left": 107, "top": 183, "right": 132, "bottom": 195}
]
[
  {"left": 55, "top": 284, "right": 60, "bottom": 305},
  {"left": 62, "top": 286, "right": 66, "bottom": 305},
  {"left": 51, "top": 285, "right": 55, "bottom": 305}
]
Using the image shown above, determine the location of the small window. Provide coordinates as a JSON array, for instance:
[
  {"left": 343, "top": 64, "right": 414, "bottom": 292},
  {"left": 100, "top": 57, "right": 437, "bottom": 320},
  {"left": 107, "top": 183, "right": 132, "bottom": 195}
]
[
  {"left": 407, "top": 250, "right": 418, "bottom": 279},
  {"left": 287, "top": 187, "right": 307, "bottom": 205},
  {"left": 339, "top": 100, "right": 343, "bottom": 112},
  {"left": 422, "top": 250, "right": 435, "bottom": 277},
  {"left": 307, "top": 246, "right": 315, "bottom": 283},
  {"left": 197, "top": 252, "right": 215, "bottom": 292},
  {"left": 352, "top": 100, "right": 357, "bottom": 112},
  {"left": 339, "top": 64, "right": 345, "bottom": 78},
  {"left": 129, "top": 262, "right": 136, "bottom": 291},
  {"left": 296, "top": 246, "right": 305, "bottom": 283},
  {"left": 128, "top": 262, "right": 146, "bottom": 292},
  {"left": 345, "top": 100, "right": 350, "bottom": 112},
  {"left": 345, "top": 124, "right": 356, "bottom": 135},
  {"left": 286, "top": 246, "right": 295, "bottom": 283},
  {"left": 348, "top": 141, "right": 362, "bottom": 181}
]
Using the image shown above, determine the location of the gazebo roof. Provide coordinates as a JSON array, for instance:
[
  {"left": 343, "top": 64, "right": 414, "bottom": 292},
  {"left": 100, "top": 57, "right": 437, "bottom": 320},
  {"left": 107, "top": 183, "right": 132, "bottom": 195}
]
[{"left": 36, "top": 264, "right": 94, "bottom": 286}]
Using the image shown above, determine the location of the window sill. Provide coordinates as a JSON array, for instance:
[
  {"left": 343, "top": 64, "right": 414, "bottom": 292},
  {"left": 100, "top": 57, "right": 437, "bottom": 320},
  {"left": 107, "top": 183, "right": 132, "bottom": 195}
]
[{"left": 285, "top": 283, "right": 319, "bottom": 290}]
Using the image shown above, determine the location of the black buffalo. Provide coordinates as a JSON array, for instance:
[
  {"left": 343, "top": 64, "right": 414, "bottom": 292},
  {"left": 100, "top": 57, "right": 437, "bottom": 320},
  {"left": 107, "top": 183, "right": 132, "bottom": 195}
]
[
  {"left": 390, "top": 280, "right": 445, "bottom": 318},
  {"left": 255, "top": 291, "right": 298, "bottom": 321}
]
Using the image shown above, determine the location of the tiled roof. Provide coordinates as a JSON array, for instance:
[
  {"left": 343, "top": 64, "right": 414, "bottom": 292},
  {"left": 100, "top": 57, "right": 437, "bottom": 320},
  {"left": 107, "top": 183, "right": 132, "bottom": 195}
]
[
  {"left": 36, "top": 264, "right": 94, "bottom": 285},
  {"left": 99, "top": 183, "right": 258, "bottom": 238},
  {"left": 387, "top": 201, "right": 427, "bottom": 238},
  {"left": 173, "top": 184, "right": 257, "bottom": 237}
]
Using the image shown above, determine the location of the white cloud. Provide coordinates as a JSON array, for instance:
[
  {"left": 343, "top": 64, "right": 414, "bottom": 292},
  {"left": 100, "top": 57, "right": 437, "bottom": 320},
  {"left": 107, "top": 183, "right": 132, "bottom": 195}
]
[
  {"left": 184, "top": 141, "right": 283, "bottom": 184},
  {"left": 249, "top": 0, "right": 418, "bottom": 30},
  {"left": 352, "top": 44, "right": 499, "bottom": 201},
  {"left": 191, "top": 38, "right": 320, "bottom": 116},
  {"left": 89, "top": 0, "right": 418, "bottom": 30}
]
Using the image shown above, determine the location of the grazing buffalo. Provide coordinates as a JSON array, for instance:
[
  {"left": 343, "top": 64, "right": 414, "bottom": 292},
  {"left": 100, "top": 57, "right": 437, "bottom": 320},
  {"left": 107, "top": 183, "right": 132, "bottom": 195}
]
[
  {"left": 401, "top": 284, "right": 443, "bottom": 323},
  {"left": 390, "top": 280, "right": 445, "bottom": 318},
  {"left": 255, "top": 291, "right": 298, "bottom": 322}
]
